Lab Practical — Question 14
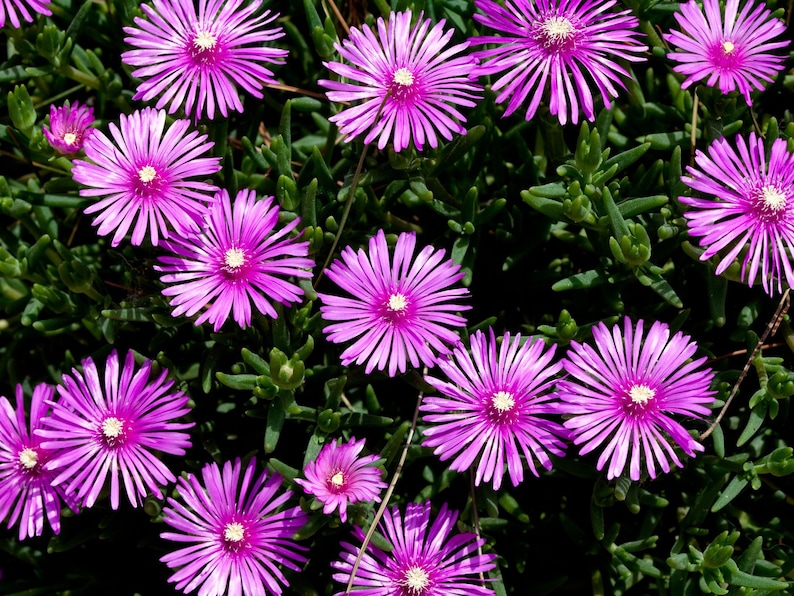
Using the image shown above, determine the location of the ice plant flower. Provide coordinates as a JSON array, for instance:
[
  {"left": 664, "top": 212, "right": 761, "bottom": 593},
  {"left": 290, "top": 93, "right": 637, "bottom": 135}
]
[
  {"left": 318, "top": 230, "right": 470, "bottom": 377},
  {"left": 422, "top": 329, "right": 568, "bottom": 490},
  {"left": 295, "top": 436, "right": 386, "bottom": 523},
  {"left": 0, "top": 384, "right": 76, "bottom": 540},
  {"left": 680, "top": 133, "right": 794, "bottom": 295},
  {"left": 122, "top": 0, "right": 288, "bottom": 120},
  {"left": 471, "top": 0, "right": 647, "bottom": 125},
  {"left": 319, "top": 9, "right": 481, "bottom": 152},
  {"left": 36, "top": 350, "right": 193, "bottom": 510},
  {"left": 71, "top": 107, "right": 220, "bottom": 247},
  {"left": 161, "top": 458, "right": 308, "bottom": 596},
  {"left": 332, "top": 501, "right": 496, "bottom": 595},
  {"left": 665, "top": 0, "right": 789, "bottom": 106},
  {"left": 0, "top": 0, "right": 50, "bottom": 28},
  {"left": 557, "top": 318, "right": 716, "bottom": 481},
  {"left": 42, "top": 101, "right": 95, "bottom": 154},
  {"left": 156, "top": 189, "right": 313, "bottom": 331}
]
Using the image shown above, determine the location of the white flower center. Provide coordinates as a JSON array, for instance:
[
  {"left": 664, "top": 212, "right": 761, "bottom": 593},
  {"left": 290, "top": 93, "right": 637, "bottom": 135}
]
[
  {"left": 491, "top": 390, "right": 516, "bottom": 413},
  {"left": 541, "top": 16, "right": 576, "bottom": 44},
  {"left": 762, "top": 185, "right": 787, "bottom": 211},
  {"left": 329, "top": 471, "right": 345, "bottom": 487},
  {"left": 628, "top": 384, "right": 655, "bottom": 405},
  {"left": 224, "top": 247, "right": 246, "bottom": 271},
  {"left": 193, "top": 30, "right": 217, "bottom": 51},
  {"left": 62, "top": 132, "right": 78, "bottom": 145},
  {"left": 393, "top": 68, "right": 414, "bottom": 87},
  {"left": 138, "top": 165, "right": 157, "bottom": 183},
  {"left": 721, "top": 40, "right": 735, "bottom": 55},
  {"left": 224, "top": 522, "right": 245, "bottom": 542},
  {"left": 400, "top": 566, "right": 430, "bottom": 593},
  {"left": 102, "top": 416, "right": 124, "bottom": 439},
  {"left": 19, "top": 447, "right": 38, "bottom": 470},
  {"left": 388, "top": 293, "right": 408, "bottom": 312}
]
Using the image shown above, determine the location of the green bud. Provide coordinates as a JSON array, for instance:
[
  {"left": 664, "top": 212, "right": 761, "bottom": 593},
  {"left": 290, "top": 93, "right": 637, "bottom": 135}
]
[
  {"left": 36, "top": 25, "right": 64, "bottom": 63},
  {"left": 58, "top": 259, "right": 94, "bottom": 295},
  {"left": 556, "top": 309, "right": 578, "bottom": 341},
  {"left": 562, "top": 195, "right": 592, "bottom": 223},
  {"left": 409, "top": 178, "right": 433, "bottom": 202},
  {"left": 277, "top": 175, "right": 299, "bottom": 211},
  {"left": 269, "top": 348, "right": 305, "bottom": 390},
  {"left": 311, "top": 26, "right": 336, "bottom": 59},
  {"left": 31, "top": 284, "right": 72, "bottom": 314},
  {"left": 317, "top": 408, "right": 341, "bottom": 433},
  {"left": 8, "top": 85, "right": 37, "bottom": 136},
  {"left": 702, "top": 531, "right": 737, "bottom": 569}
]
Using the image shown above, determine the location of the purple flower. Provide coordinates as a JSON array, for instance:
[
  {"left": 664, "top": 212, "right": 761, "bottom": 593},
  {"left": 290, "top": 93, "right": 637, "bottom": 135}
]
[
  {"left": 318, "top": 230, "right": 470, "bottom": 377},
  {"left": 680, "top": 133, "right": 794, "bottom": 295},
  {"left": 122, "top": 0, "right": 287, "bottom": 121},
  {"left": 664, "top": 0, "right": 789, "bottom": 106},
  {"left": 0, "top": 0, "right": 50, "bottom": 28},
  {"left": 472, "top": 0, "right": 647, "bottom": 125},
  {"left": 557, "top": 318, "right": 716, "bottom": 481},
  {"left": 319, "top": 10, "right": 481, "bottom": 152},
  {"left": 71, "top": 107, "right": 221, "bottom": 247},
  {"left": 161, "top": 458, "right": 308, "bottom": 596},
  {"left": 36, "top": 350, "right": 193, "bottom": 510},
  {"left": 295, "top": 437, "right": 386, "bottom": 523},
  {"left": 42, "top": 101, "right": 94, "bottom": 154},
  {"left": 332, "top": 501, "right": 496, "bottom": 595},
  {"left": 156, "top": 189, "right": 313, "bottom": 331},
  {"left": 0, "top": 384, "right": 77, "bottom": 540},
  {"left": 422, "top": 329, "right": 568, "bottom": 490}
]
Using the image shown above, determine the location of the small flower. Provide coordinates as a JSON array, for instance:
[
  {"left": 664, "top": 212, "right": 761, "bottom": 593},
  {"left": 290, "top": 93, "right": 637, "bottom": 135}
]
[
  {"left": 557, "top": 318, "right": 716, "bottom": 481},
  {"left": 422, "top": 329, "right": 568, "bottom": 490},
  {"left": 42, "top": 101, "right": 95, "bottom": 154},
  {"left": 0, "top": 0, "right": 50, "bottom": 28},
  {"left": 156, "top": 189, "right": 313, "bottom": 331},
  {"left": 71, "top": 107, "right": 221, "bottom": 247},
  {"left": 122, "top": 0, "right": 288, "bottom": 120},
  {"left": 665, "top": 0, "right": 789, "bottom": 106},
  {"left": 37, "top": 350, "right": 193, "bottom": 510},
  {"left": 472, "top": 0, "right": 647, "bottom": 125},
  {"left": 680, "top": 133, "right": 794, "bottom": 295},
  {"left": 295, "top": 437, "right": 386, "bottom": 523},
  {"left": 0, "top": 384, "right": 77, "bottom": 540},
  {"left": 319, "top": 10, "right": 481, "bottom": 152},
  {"left": 161, "top": 458, "right": 308, "bottom": 596},
  {"left": 318, "top": 230, "right": 470, "bottom": 377},
  {"left": 332, "top": 501, "right": 496, "bottom": 595}
]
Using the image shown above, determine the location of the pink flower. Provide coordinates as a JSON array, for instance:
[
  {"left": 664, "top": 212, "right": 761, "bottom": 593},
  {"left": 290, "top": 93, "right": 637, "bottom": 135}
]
[
  {"left": 42, "top": 101, "right": 94, "bottom": 154},
  {"left": 0, "top": 0, "right": 50, "bottom": 28}
]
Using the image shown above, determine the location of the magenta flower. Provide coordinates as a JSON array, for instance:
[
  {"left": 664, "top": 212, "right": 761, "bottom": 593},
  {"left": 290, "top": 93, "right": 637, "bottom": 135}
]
[
  {"left": 422, "top": 329, "right": 568, "bottom": 490},
  {"left": 42, "top": 101, "right": 94, "bottom": 154},
  {"left": 472, "top": 0, "right": 647, "bottom": 125},
  {"left": 156, "top": 189, "right": 313, "bottom": 331},
  {"left": 0, "top": 0, "right": 50, "bottom": 28},
  {"left": 332, "top": 501, "right": 496, "bottom": 595},
  {"left": 161, "top": 458, "right": 308, "bottom": 596},
  {"left": 318, "top": 230, "right": 470, "bottom": 377},
  {"left": 122, "top": 0, "right": 288, "bottom": 121},
  {"left": 71, "top": 107, "right": 221, "bottom": 247},
  {"left": 295, "top": 437, "right": 386, "bottom": 523},
  {"left": 665, "top": 0, "right": 789, "bottom": 106},
  {"left": 557, "top": 318, "right": 716, "bottom": 481},
  {"left": 36, "top": 350, "right": 193, "bottom": 510},
  {"left": 0, "top": 384, "right": 77, "bottom": 540},
  {"left": 680, "top": 133, "right": 794, "bottom": 295},
  {"left": 319, "top": 10, "right": 481, "bottom": 152}
]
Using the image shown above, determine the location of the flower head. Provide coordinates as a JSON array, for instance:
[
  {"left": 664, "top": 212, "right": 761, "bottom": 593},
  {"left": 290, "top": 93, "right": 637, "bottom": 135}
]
[
  {"left": 0, "top": 0, "right": 50, "bottom": 28},
  {"left": 319, "top": 10, "right": 481, "bottom": 152},
  {"left": 36, "top": 350, "right": 193, "bottom": 509},
  {"left": 332, "top": 501, "right": 496, "bottom": 595},
  {"left": 71, "top": 107, "right": 221, "bottom": 247},
  {"left": 422, "top": 329, "right": 568, "bottom": 490},
  {"left": 664, "top": 0, "right": 789, "bottom": 106},
  {"left": 472, "top": 0, "right": 647, "bottom": 125},
  {"left": 42, "top": 101, "right": 94, "bottom": 154},
  {"left": 122, "top": 0, "right": 288, "bottom": 120},
  {"left": 319, "top": 230, "right": 470, "bottom": 377},
  {"left": 0, "top": 384, "right": 77, "bottom": 540},
  {"left": 161, "top": 458, "right": 308, "bottom": 596},
  {"left": 680, "top": 133, "right": 794, "bottom": 295},
  {"left": 156, "top": 189, "right": 313, "bottom": 331},
  {"left": 557, "top": 318, "right": 716, "bottom": 481},
  {"left": 295, "top": 437, "right": 386, "bottom": 523}
]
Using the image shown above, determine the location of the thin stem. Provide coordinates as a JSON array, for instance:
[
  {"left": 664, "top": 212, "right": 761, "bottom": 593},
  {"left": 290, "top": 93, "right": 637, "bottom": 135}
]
[
  {"left": 262, "top": 82, "right": 328, "bottom": 101},
  {"left": 326, "top": 0, "right": 351, "bottom": 36}
]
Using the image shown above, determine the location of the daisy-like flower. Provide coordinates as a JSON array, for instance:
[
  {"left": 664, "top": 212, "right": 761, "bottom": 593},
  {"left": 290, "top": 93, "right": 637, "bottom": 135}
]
[
  {"left": 295, "top": 436, "right": 386, "bottom": 523},
  {"left": 422, "top": 329, "right": 568, "bottom": 490},
  {"left": 472, "top": 0, "right": 647, "bottom": 125},
  {"left": 319, "top": 9, "right": 481, "bottom": 152},
  {"left": 36, "top": 350, "right": 193, "bottom": 510},
  {"left": 557, "top": 318, "right": 716, "bottom": 481},
  {"left": 665, "top": 0, "right": 789, "bottom": 106},
  {"left": 122, "top": 0, "right": 288, "bottom": 121},
  {"left": 0, "top": 0, "right": 50, "bottom": 29},
  {"left": 332, "top": 501, "right": 496, "bottom": 595},
  {"left": 71, "top": 107, "right": 221, "bottom": 247},
  {"left": 156, "top": 189, "right": 314, "bottom": 331},
  {"left": 0, "top": 384, "right": 77, "bottom": 540},
  {"left": 318, "top": 230, "right": 470, "bottom": 377},
  {"left": 161, "top": 458, "right": 308, "bottom": 596},
  {"left": 680, "top": 133, "right": 794, "bottom": 295},
  {"left": 42, "top": 101, "right": 95, "bottom": 155}
]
